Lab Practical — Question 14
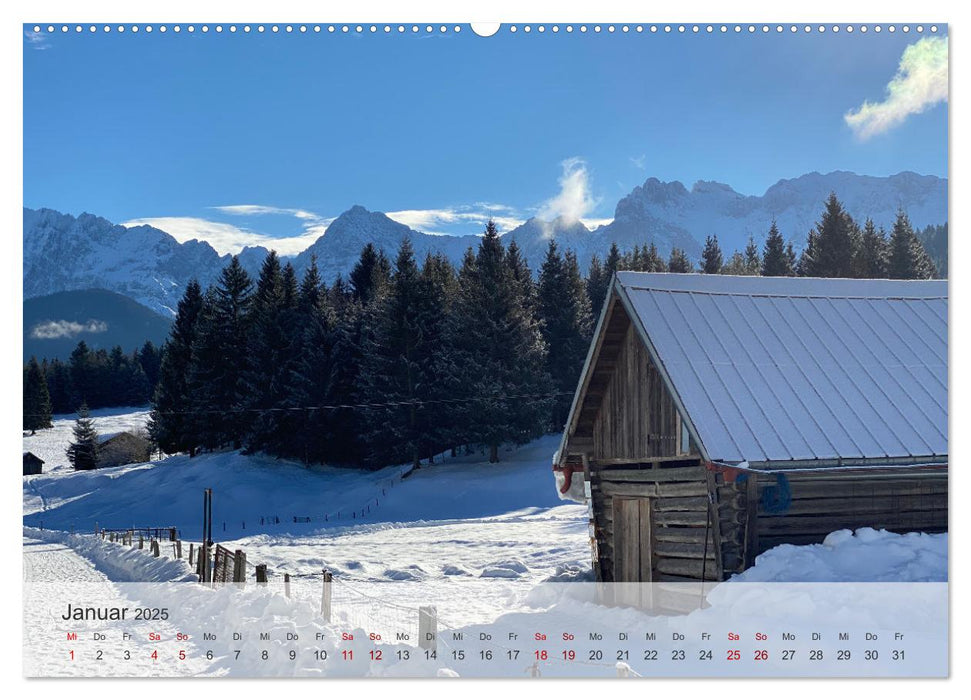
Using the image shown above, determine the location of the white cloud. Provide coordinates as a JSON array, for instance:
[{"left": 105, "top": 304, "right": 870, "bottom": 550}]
[
  {"left": 122, "top": 216, "right": 325, "bottom": 256},
  {"left": 212, "top": 204, "right": 321, "bottom": 221},
  {"left": 24, "top": 29, "right": 49, "bottom": 50},
  {"left": 630, "top": 154, "right": 647, "bottom": 170},
  {"left": 537, "top": 157, "right": 599, "bottom": 223},
  {"left": 385, "top": 206, "right": 524, "bottom": 235},
  {"left": 30, "top": 320, "right": 107, "bottom": 340},
  {"left": 845, "top": 36, "right": 948, "bottom": 140}
]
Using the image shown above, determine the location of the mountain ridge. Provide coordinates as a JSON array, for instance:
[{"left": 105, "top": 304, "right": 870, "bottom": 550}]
[{"left": 24, "top": 170, "right": 947, "bottom": 317}]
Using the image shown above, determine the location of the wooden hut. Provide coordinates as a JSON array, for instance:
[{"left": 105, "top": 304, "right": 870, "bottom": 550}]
[
  {"left": 97, "top": 431, "right": 152, "bottom": 468},
  {"left": 554, "top": 272, "right": 948, "bottom": 583},
  {"left": 23, "top": 451, "right": 44, "bottom": 475}
]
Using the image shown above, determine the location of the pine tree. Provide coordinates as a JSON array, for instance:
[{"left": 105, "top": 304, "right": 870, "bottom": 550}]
[
  {"left": 605, "top": 241, "right": 621, "bottom": 277},
  {"left": 811, "top": 193, "right": 861, "bottom": 277},
  {"left": 888, "top": 210, "right": 936, "bottom": 280},
  {"left": 149, "top": 280, "right": 204, "bottom": 455},
  {"left": 857, "top": 219, "right": 889, "bottom": 279},
  {"left": 350, "top": 243, "right": 391, "bottom": 305},
  {"left": 23, "top": 356, "right": 53, "bottom": 434},
  {"left": 643, "top": 243, "right": 666, "bottom": 272},
  {"left": 186, "top": 257, "right": 254, "bottom": 451},
  {"left": 286, "top": 256, "right": 338, "bottom": 464},
  {"left": 242, "top": 253, "right": 302, "bottom": 454},
  {"left": 138, "top": 341, "right": 163, "bottom": 388},
  {"left": 744, "top": 236, "right": 762, "bottom": 275},
  {"left": 722, "top": 251, "right": 748, "bottom": 275},
  {"left": 700, "top": 235, "right": 723, "bottom": 274},
  {"left": 417, "top": 253, "right": 459, "bottom": 460},
  {"left": 44, "top": 359, "right": 73, "bottom": 414},
  {"left": 447, "top": 221, "right": 552, "bottom": 462},
  {"left": 66, "top": 403, "right": 99, "bottom": 471},
  {"left": 359, "top": 240, "right": 430, "bottom": 468},
  {"left": 668, "top": 247, "right": 692, "bottom": 273},
  {"left": 586, "top": 254, "right": 609, "bottom": 319},
  {"left": 761, "top": 222, "right": 794, "bottom": 276},
  {"left": 539, "top": 242, "right": 593, "bottom": 430},
  {"left": 797, "top": 229, "right": 821, "bottom": 277}
]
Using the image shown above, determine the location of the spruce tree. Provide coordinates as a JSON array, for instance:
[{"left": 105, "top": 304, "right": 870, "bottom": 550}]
[
  {"left": 888, "top": 210, "right": 936, "bottom": 279},
  {"left": 66, "top": 403, "right": 99, "bottom": 470},
  {"left": 605, "top": 241, "right": 621, "bottom": 277},
  {"left": 722, "top": 251, "right": 748, "bottom": 275},
  {"left": 744, "top": 236, "right": 762, "bottom": 275},
  {"left": 23, "top": 357, "right": 53, "bottom": 434},
  {"left": 350, "top": 243, "right": 391, "bottom": 305},
  {"left": 811, "top": 193, "right": 861, "bottom": 277},
  {"left": 797, "top": 229, "right": 821, "bottom": 277},
  {"left": 858, "top": 219, "right": 889, "bottom": 279},
  {"left": 643, "top": 243, "right": 666, "bottom": 272},
  {"left": 359, "top": 240, "right": 430, "bottom": 468},
  {"left": 243, "top": 253, "right": 302, "bottom": 454},
  {"left": 149, "top": 280, "right": 204, "bottom": 455},
  {"left": 586, "top": 254, "right": 609, "bottom": 319},
  {"left": 447, "top": 221, "right": 552, "bottom": 462},
  {"left": 668, "top": 247, "right": 692, "bottom": 273},
  {"left": 761, "top": 222, "right": 794, "bottom": 276},
  {"left": 287, "top": 256, "right": 338, "bottom": 464},
  {"left": 186, "top": 257, "right": 254, "bottom": 451},
  {"left": 700, "top": 235, "right": 723, "bottom": 274},
  {"left": 539, "top": 242, "right": 593, "bottom": 430}
]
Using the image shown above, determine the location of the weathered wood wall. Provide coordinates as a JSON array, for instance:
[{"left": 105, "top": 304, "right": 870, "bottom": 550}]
[
  {"left": 591, "top": 325, "right": 681, "bottom": 461},
  {"left": 750, "top": 468, "right": 948, "bottom": 555}
]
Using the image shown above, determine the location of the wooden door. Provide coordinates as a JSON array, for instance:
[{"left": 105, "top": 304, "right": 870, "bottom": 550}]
[{"left": 612, "top": 497, "right": 653, "bottom": 582}]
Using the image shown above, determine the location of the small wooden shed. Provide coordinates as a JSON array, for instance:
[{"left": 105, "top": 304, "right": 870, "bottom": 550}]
[
  {"left": 554, "top": 272, "right": 948, "bottom": 583},
  {"left": 23, "top": 451, "right": 44, "bottom": 475},
  {"left": 97, "top": 431, "right": 152, "bottom": 468}
]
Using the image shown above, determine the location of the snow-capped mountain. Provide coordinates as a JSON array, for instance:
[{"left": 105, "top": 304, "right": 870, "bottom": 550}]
[
  {"left": 23, "top": 208, "right": 268, "bottom": 317},
  {"left": 598, "top": 170, "right": 947, "bottom": 259},
  {"left": 23, "top": 171, "right": 947, "bottom": 318},
  {"left": 293, "top": 205, "right": 480, "bottom": 280}
]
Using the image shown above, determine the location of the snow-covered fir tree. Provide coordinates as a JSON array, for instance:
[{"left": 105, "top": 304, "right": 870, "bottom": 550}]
[{"left": 66, "top": 402, "right": 99, "bottom": 470}]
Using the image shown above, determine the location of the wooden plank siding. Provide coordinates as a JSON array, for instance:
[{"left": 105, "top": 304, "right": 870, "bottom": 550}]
[
  {"left": 563, "top": 289, "right": 947, "bottom": 585},
  {"left": 591, "top": 324, "right": 682, "bottom": 461}
]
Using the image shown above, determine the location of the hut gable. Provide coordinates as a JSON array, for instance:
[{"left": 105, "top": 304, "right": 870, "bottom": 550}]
[
  {"left": 97, "top": 431, "right": 152, "bottom": 468},
  {"left": 23, "top": 452, "right": 44, "bottom": 476},
  {"left": 557, "top": 273, "right": 948, "bottom": 584}
]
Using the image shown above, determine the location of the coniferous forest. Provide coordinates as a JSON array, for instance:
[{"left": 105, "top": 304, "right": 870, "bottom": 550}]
[{"left": 26, "top": 194, "right": 944, "bottom": 468}]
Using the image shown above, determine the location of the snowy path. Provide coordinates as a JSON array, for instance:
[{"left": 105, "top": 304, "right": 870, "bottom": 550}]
[
  {"left": 22, "top": 535, "right": 208, "bottom": 677},
  {"left": 23, "top": 536, "right": 109, "bottom": 583}
]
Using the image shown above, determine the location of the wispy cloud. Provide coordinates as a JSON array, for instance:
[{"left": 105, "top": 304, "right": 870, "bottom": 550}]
[
  {"left": 30, "top": 320, "right": 107, "bottom": 340},
  {"left": 122, "top": 216, "right": 325, "bottom": 256},
  {"left": 629, "top": 154, "right": 647, "bottom": 170},
  {"left": 845, "top": 36, "right": 948, "bottom": 140},
  {"left": 212, "top": 204, "right": 321, "bottom": 221},
  {"left": 385, "top": 206, "right": 524, "bottom": 235},
  {"left": 537, "top": 157, "right": 600, "bottom": 223},
  {"left": 24, "top": 29, "right": 50, "bottom": 50}
]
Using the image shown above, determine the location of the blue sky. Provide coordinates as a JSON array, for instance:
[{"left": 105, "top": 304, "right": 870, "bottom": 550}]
[{"left": 24, "top": 24, "right": 948, "bottom": 254}]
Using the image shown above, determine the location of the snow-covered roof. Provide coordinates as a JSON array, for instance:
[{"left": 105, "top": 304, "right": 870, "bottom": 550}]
[{"left": 613, "top": 272, "right": 948, "bottom": 465}]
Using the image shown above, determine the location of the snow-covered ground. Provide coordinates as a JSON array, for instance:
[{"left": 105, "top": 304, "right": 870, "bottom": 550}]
[{"left": 23, "top": 409, "right": 948, "bottom": 677}]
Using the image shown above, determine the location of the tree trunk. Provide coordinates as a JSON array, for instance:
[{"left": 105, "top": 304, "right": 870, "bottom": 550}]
[{"left": 489, "top": 443, "right": 499, "bottom": 463}]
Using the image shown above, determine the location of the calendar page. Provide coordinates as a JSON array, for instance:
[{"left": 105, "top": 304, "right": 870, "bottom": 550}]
[{"left": 22, "top": 20, "right": 949, "bottom": 680}]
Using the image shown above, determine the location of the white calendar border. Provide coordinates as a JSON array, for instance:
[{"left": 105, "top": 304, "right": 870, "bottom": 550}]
[{"left": 3, "top": 0, "right": 963, "bottom": 697}]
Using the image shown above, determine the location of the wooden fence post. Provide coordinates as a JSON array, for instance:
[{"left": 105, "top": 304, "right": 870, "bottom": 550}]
[
  {"left": 284, "top": 573, "right": 291, "bottom": 598},
  {"left": 151, "top": 540, "right": 160, "bottom": 557},
  {"left": 189, "top": 542, "right": 195, "bottom": 565},
  {"left": 176, "top": 540, "right": 183, "bottom": 559},
  {"left": 256, "top": 564, "right": 267, "bottom": 585},
  {"left": 138, "top": 535, "right": 144, "bottom": 550},
  {"left": 169, "top": 527, "right": 177, "bottom": 542},
  {"left": 321, "top": 571, "right": 332, "bottom": 621},
  {"left": 418, "top": 606, "right": 437, "bottom": 651},
  {"left": 233, "top": 549, "right": 246, "bottom": 585}
]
